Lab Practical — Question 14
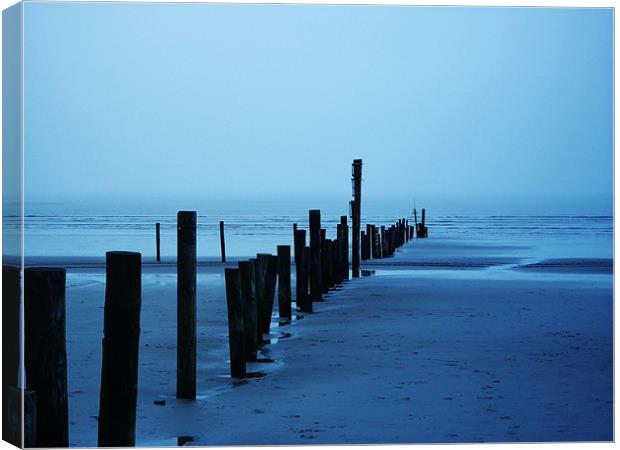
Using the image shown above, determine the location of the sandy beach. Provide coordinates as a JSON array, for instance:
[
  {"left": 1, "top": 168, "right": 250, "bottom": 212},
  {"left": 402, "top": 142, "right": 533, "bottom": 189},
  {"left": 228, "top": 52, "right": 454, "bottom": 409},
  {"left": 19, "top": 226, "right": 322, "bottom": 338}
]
[{"left": 56, "top": 235, "right": 613, "bottom": 446}]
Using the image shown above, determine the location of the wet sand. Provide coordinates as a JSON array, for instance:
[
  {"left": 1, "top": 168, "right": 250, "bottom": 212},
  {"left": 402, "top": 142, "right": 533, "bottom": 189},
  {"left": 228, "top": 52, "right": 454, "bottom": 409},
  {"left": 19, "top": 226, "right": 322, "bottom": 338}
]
[{"left": 62, "top": 238, "right": 612, "bottom": 446}]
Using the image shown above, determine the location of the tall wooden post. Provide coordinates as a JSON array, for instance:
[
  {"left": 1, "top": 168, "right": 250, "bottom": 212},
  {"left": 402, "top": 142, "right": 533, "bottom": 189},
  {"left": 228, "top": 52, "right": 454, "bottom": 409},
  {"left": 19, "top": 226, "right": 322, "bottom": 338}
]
[
  {"left": 219, "top": 221, "right": 226, "bottom": 262},
  {"left": 277, "top": 245, "right": 292, "bottom": 320},
  {"left": 155, "top": 223, "right": 161, "bottom": 262},
  {"left": 177, "top": 211, "right": 196, "bottom": 399},
  {"left": 351, "top": 159, "right": 362, "bottom": 277},
  {"left": 24, "top": 268, "right": 68, "bottom": 448},
  {"left": 238, "top": 260, "right": 258, "bottom": 362},
  {"left": 309, "top": 210, "right": 322, "bottom": 301},
  {"left": 224, "top": 268, "right": 246, "bottom": 379},
  {"left": 98, "top": 252, "right": 142, "bottom": 447}
]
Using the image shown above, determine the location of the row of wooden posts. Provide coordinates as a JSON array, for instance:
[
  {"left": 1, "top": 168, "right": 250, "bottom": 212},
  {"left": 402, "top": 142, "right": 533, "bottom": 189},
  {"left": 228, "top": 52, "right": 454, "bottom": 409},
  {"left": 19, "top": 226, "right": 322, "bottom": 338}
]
[
  {"left": 3, "top": 207, "right": 425, "bottom": 448},
  {"left": 5, "top": 156, "right": 430, "bottom": 447},
  {"left": 222, "top": 210, "right": 354, "bottom": 378},
  {"left": 156, "top": 208, "right": 427, "bottom": 266}
]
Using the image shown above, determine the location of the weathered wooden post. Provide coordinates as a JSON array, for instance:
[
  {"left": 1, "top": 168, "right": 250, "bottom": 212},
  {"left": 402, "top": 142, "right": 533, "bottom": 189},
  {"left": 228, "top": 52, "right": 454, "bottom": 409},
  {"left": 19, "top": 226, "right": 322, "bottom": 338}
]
[
  {"left": 254, "top": 255, "right": 266, "bottom": 344},
  {"left": 380, "top": 226, "right": 386, "bottom": 257},
  {"left": 366, "top": 224, "right": 372, "bottom": 259},
  {"left": 3, "top": 265, "right": 21, "bottom": 446},
  {"left": 224, "top": 268, "right": 246, "bottom": 378},
  {"left": 361, "top": 231, "right": 368, "bottom": 261},
  {"left": 24, "top": 268, "right": 68, "bottom": 448},
  {"left": 309, "top": 210, "right": 322, "bottom": 301},
  {"left": 293, "top": 223, "right": 297, "bottom": 244},
  {"left": 371, "top": 225, "right": 379, "bottom": 259},
  {"left": 257, "top": 254, "right": 278, "bottom": 335},
  {"left": 351, "top": 159, "right": 362, "bottom": 277},
  {"left": 294, "top": 229, "right": 306, "bottom": 310},
  {"left": 219, "top": 220, "right": 226, "bottom": 262},
  {"left": 336, "top": 225, "right": 344, "bottom": 281},
  {"left": 300, "top": 247, "right": 312, "bottom": 313},
  {"left": 321, "top": 233, "right": 330, "bottom": 294},
  {"left": 238, "top": 260, "right": 258, "bottom": 362},
  {"left": 277, "top": 245, "right": 292, "bottom": 320},
  {"left": 98, "top": 252, "right": 142, "bottom": 447},
  {"left": 420, "top": 209, "right": 428, "bottom": 237},
  {"left": 177, "top": 211, "right": 196, "bottom": 399},
  {"left": 155, "top": 222, "right": 161, "bottom": 262},
  {"left": 340, "top": 216, "right": 349, "bottom": 280}
]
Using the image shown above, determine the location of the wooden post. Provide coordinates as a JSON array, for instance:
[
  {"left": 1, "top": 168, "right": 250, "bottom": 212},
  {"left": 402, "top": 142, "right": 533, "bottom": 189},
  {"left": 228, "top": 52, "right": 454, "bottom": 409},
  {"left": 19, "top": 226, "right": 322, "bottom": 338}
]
[
  {"left": 238, "top": 260, "right": 258, "bottom": 362},
  {"left": 336, "top": 225, "right": 343, "bottom": 281},
  {"left": 219, "top": 220, "right": 226, "bottom": 262},
  {"left": 321, "top": 233, "right": 330, "bottom": 294},
  {"left": 257, "top": 254, "right": 277, "bottom": 335},
  {"left": 327, "top": 239, "right": 334, "bottom": 288},
  {"left": 380, "top": 226, "right": 386, "bottom": 257},
  {"left": 365, "top": 224, "right": 372, "bottom": 259},
  {"left": 177, "top": 211, "right": 196, "bottom": 399},
  {"left": 351, "top": 159, "right": 362, "bottom": 277},
  {"left": 277, "top": 245, "right": 292, "bottom": 320},
  {"left": 294, "top": 229, "right": 306, "bottom": 311},
  {"left": 6, "top": 386, "right": 36, "bottom": 448},
  {"left": 300, "top": 247, "right": 312, "bottom": 313},
  {"left": 340, "top": 216, "right": 349, "bottom": 280},
  {"left": 155, "top": 222, "right": 161, "bottom": 262},
  {"left": 24, "top": 268, "right": 68, "bottom": 447},
  {"left": 2, "top": 265, "right": 20, "bottom": 446},
  {"left": 309, "top": 210, "right": 322, "bottom": 301},
  {"left": 254, "top": 256, "right": 266, "bottom": 344},
  {"left": 293, "top": 223, "right": 297, "bottom": 245},
  {"left": 224, "top": 268, "right": 246, "bottom": 379},
  {"left": 98, "top": 252, "right": 142, "bottom": 447},
  {"left": 360, "top": 231, "right": 367, "bottom": 261}
]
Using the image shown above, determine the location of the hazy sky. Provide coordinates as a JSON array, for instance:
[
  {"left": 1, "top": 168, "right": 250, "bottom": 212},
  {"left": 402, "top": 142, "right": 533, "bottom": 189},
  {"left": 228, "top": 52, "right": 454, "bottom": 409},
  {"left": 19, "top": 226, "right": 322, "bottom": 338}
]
[{"left": 23, "top": 4, "right": 613, "bottom": 212}]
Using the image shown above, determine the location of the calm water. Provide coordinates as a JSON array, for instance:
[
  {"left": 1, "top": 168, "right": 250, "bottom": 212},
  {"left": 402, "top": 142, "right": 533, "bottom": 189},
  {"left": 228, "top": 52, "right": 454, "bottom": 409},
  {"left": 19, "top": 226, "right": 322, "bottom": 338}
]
[{"left": 13, "top": 198, "right": 613, "bottom": 260}]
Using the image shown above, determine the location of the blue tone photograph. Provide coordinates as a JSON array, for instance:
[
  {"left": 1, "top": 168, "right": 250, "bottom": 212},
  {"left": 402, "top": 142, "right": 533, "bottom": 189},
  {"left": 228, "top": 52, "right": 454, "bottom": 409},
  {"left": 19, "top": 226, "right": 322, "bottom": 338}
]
[{"left": 2, "top": 2, "right": 613, "bottom": 447}]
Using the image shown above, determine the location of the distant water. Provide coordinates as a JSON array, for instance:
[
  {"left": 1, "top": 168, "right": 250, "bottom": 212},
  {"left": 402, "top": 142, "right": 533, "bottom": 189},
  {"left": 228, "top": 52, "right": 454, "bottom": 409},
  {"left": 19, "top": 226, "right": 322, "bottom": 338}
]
[{"left": 13, "top": 199, "right": 613, "bottom": 261}]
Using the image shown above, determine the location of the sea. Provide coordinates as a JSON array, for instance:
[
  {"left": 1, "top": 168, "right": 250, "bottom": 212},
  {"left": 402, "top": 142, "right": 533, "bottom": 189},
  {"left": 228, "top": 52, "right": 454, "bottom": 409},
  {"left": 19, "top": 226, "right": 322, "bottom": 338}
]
[{"left": 10, "top": 197, "right": 613, "bottom": 262}]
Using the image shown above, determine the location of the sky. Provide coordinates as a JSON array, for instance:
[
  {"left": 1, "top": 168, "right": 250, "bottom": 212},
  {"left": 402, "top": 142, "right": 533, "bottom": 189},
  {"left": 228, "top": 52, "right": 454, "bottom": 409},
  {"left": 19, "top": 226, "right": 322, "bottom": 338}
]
[{"left": 22, "top": 3, "right": 613, "bottom": 214}]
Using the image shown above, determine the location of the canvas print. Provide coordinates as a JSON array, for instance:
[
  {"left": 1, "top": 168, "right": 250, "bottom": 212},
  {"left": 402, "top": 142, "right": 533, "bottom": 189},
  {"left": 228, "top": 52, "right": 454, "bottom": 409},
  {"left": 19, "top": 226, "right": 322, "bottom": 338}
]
[{"left": 2, "top": 2, "right": 613, "bottom": 447}]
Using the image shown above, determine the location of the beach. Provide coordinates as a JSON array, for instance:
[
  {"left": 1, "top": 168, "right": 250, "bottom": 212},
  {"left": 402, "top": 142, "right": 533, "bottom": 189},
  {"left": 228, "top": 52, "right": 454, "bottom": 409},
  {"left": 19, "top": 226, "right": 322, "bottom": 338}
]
[{"left": 50, "top": 226, "right": 613, "bottom": 446}]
